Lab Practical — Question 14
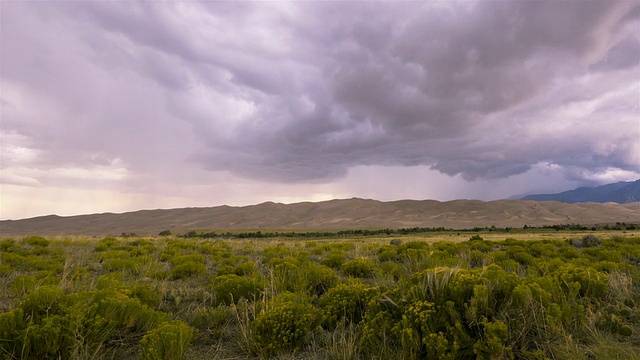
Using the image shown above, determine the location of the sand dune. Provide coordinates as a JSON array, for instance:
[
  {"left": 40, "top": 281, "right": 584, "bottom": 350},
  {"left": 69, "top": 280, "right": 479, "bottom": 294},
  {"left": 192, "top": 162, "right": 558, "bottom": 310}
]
[{"left": 0, "top": 199, "right": 638, "bottom": 236}]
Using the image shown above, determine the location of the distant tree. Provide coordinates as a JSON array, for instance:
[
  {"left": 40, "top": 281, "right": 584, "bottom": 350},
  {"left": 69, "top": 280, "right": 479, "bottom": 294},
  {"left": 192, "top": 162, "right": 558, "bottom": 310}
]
[{"left": 158, "top": 230, "right": 172, "bottom": 237}]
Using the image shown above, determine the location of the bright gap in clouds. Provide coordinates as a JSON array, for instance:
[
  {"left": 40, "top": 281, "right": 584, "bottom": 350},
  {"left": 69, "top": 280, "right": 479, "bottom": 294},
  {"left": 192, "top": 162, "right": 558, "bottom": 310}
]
[{"left": 0, "top": 164, "right": 597, "bottom": 220}]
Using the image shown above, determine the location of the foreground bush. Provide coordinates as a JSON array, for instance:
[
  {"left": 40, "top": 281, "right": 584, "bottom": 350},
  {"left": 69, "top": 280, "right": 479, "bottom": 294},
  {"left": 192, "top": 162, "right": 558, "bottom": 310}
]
[
  {"left": 320, "top": 282, "right": 379, "bottom": 329},
  {"left": 0, "top": 285, "right": 170, "bottom": 359},
  {"left": 140, "top": 320, "right": 194, "bottom": 360},
  {"left": 252, "top": 294, "right": 319, "bottom": 356}
]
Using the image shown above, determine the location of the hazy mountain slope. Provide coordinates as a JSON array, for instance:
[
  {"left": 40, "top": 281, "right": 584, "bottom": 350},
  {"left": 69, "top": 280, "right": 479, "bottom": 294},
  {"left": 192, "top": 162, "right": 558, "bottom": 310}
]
[
  {"left": 1, "top": 198, "right": 638, "bottom": 236},
  {"left": 522, "top": 180, "right": 640, "bottom": 203}
]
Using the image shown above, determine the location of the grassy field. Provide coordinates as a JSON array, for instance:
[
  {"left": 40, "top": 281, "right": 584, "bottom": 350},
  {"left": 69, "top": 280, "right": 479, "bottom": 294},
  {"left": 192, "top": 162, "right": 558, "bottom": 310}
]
[{"left": 1, "top": 230, "right": 639, "bottom": 359}]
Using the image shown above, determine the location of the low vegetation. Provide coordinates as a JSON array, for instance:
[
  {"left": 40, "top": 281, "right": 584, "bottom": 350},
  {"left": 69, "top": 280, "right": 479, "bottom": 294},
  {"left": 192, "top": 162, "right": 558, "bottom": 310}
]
[{"left": 0, "top": 231, "right": 639, "bottom": 359}]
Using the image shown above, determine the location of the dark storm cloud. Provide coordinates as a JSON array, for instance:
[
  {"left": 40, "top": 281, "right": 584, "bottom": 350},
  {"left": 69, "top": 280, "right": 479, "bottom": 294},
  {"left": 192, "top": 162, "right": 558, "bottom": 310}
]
[
  {"left": 200, "top": 0, "right": 640, "bottom": 182},
  {"left": 2, "top": 1, "right": 638, "bottom": 187}
]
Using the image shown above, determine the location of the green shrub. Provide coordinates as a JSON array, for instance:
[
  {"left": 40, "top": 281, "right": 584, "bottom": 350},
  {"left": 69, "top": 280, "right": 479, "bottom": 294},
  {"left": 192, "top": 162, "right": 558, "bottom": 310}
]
[
  {"left": 140, "top": 320, "right": 194, "bottom": 360},
  {"left": 96, "top": 237, "right": 118, "bottom": 250},
  {"left": 379, "top": 260, "right": 407, "bottom": 280},
  {"left": 340, "top": 258, "right": 375, "bottom": 278},
  {"left": 198, "top": 244, "right": 219, "bottom": 256},
  {"left": 0, "top": 264, "right": 12, "bottom": 276},
  {"left": 320, "top": 282, "right": 378, "bottom": 329},
  {"left": 132, "top": 283, "right": 163, "bottom": 309},
  {"left": 0, "top": 308, "right": 26, "bottom": 356},
  {"left": 30, "top": 257, "right": 65, "bottom": 273},
  {"left": 213, "top": 274, "right": 263, "bottom": 304},
  {"left": 170, "top": 253, "right": 206, "bottom": 266},
  {"left": 269, "top": 257, "right": 339, "bottom": 295},
  {"left": 270, "top": 257, "right": 303, "bottom": 292},
  {"left": 557, "top": 266, "right": 609, "bottom": 298},
  {"left": 510, "top": 250, "right": 535, "bottom": 266},
  {"left": 527, "top": 242, "right": 556, "bottom": 258},
  {"left": 94, "top": 250, "right": 131, "bottom": 262},
  {"left": 432, "top": 241, "right": 458, "bottom": 256},
  {"left": 302, "top": 262, "right": 339, "bottom": 296},
  {"left": 252, "top": 295, "right": 319, "bottom": 355},
  {"left": 618, "top": 325, "right": 632, "bottom": 336},
  {"left": 168, "top": 239, "right": 197, "bottom": 250},
  {"left": 469, "top": 240, "right": 494, "bottom": 253},
  {"left": 399, "top": 248, "right": 433, "bottom": 272},
  {"left": 322, "top": 251, "right": 346, "bottom": 269},
  {"left": 235, "top": 261, "right": 257, "bottom": 276},
  {"left": 21, "top": 285, "right": 64, "bottom": 320},
  {"left": 0, "top": 238, "right": 17, "bottom": 251},
  {"left": 103, "top": 258, "right": 141, "bottom": 273},
  {"left": 1, "top": 251, "right": 29, "bottom": 269},
  {"left": 359, "top": 290, "right": 401, "bottom": 356},
  {"left": 395, "top": 300, "right": 448, "bottom": 359},
  {"left": 263, "top": 245, "right": 292, "bottom": 263},
  {"left": 216, "top": 264, "right": 236, "bottom": 276},
  {"left": 8, "top": 275, "right": 39, "bottom": 297},
  {"left": 467, "top": 250, "right": 485, "bottom": 268},
  {"left": 170, "top": 261, "right": 206, "bottom": 279},
  {"left": 159, "top": 248, "right": 178, "bottom": 262},
  {"left": 24, "top": 236, "right": 50, "bottom": 248},
  {"left": 398, "top": 241, "right": 430, "bottom": 253},
  {"left": 95, "top": 294, "right": 169, "bottom": 335},
  {"left": 96, "top": 272, "right": 126, "bottom": 291},
  {"left": 403, "top": 267, "right": 466, "bottom": 303},
  {"left": 473, "top": 320, "right": 511, "bottom": 359},
  {"left": 378, "top": 248, "right": 398, "bottom": 262},
  {"left": 22, "top": 314, "right": 69, "bottom": 359}
]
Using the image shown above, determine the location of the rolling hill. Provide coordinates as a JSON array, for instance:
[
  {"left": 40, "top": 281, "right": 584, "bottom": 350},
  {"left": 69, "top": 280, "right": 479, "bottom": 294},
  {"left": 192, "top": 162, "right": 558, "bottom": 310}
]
[{"left": 1, "top": 198, "right": 638, "bottom": 236}]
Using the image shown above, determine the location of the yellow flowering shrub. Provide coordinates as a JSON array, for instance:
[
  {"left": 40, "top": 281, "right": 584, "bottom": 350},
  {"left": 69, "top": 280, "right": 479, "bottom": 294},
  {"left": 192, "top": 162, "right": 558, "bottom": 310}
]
[
  {"left": 252, "top": 294, "right": 319, "bottom": 356},
  {"left": 319, "top": 282, "right": 378, "bottom": 329}
]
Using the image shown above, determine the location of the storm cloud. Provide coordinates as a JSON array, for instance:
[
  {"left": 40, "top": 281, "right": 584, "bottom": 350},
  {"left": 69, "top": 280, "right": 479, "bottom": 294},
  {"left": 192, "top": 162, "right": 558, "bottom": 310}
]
[{"left": 1, "top": 1, "right": 639, "bottom": 218}]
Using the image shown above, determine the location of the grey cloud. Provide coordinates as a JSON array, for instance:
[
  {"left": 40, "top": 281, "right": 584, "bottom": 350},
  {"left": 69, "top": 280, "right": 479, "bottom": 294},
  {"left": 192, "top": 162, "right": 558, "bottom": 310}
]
[
  {"left": 206, "top": 1, "right": 639, "bottom": 182},
  {"left": 591, "top": 35, "right": 640, "bottom": 72},
  {"left": 0, "top": 1, "right": 199, "bottom": 183},
  {"left": 2, "top": 1, "right": 638, "bottom": 190}
]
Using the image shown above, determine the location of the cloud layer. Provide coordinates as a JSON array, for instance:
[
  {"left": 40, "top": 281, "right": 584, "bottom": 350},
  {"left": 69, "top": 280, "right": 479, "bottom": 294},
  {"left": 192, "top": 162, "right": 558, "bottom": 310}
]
[{"left": 1, "top": 1, "right": 639, "bottom": 218}]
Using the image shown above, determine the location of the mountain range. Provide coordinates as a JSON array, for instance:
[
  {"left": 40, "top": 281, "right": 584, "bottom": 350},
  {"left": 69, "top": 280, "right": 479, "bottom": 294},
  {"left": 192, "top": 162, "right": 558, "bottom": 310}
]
[
  {"left": 1, "top": 198, "right": 638, "bottom": 236},
  {"left": 522, "top": 180, "right": 640, "bottom": 204}
]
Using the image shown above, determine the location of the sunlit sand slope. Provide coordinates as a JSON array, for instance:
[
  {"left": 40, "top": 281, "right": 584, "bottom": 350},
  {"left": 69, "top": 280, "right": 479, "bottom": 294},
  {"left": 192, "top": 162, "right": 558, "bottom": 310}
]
[{"left": 1, "top": 199, "right": 638, "bottom": 236}]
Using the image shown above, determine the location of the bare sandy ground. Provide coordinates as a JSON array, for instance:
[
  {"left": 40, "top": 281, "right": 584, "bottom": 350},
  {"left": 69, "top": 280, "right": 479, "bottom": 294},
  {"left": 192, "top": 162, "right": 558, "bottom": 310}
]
[{"left": 0, "top": 198, "right": 638, "bottom": 236}]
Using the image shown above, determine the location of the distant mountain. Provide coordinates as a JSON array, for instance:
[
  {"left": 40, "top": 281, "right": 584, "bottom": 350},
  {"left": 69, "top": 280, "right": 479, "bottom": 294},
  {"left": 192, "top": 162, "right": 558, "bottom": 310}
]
[
  {"left": 522, "top": 180, "right": 640, "bottom": 204},
  {"left": 1, "top": 198, "right": 639, "bottom": 236}
]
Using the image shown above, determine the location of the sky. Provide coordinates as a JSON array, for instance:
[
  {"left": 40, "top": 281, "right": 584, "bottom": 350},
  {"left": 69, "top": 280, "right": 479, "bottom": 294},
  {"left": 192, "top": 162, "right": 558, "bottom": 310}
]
[{"left": 1, "top": 1, "right": 639, "bottom": 220}]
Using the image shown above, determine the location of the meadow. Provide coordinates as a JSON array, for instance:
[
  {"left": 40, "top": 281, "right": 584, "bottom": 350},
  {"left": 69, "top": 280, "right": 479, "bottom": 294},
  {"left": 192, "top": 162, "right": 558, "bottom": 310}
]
[{"left": 0, "top": 229, "right": 639, "bottom": 359}]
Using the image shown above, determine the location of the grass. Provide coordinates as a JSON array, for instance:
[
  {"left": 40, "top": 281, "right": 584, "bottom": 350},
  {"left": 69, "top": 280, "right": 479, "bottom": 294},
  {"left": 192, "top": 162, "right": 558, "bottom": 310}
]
[{"left": 0, "top": 230, "right": 638, "bottom": 359}]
